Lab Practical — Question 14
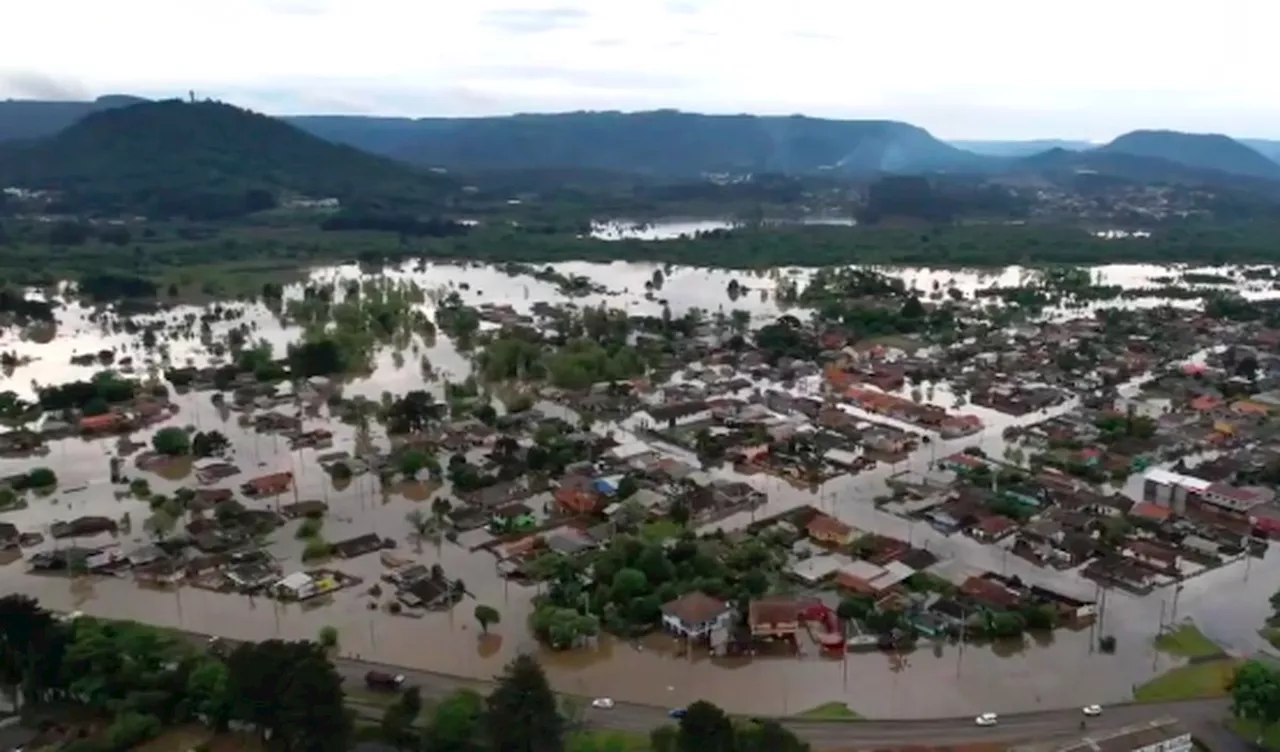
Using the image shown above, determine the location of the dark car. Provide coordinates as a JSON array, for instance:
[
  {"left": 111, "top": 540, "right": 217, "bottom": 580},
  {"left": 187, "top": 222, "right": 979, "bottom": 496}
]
[
  {"left": 668, "top": 708, "right": 687, "bottom": 719},
  {"left": 365, "top": 670, "right": 406, "bottom": 691}
]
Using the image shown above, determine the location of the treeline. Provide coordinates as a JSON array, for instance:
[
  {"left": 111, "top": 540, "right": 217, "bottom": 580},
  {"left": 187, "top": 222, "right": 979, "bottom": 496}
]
[
  {"left": 858, "top": 175, "right": 1031, "bottom": 224},
  {"left": 0, "top": 286, "right": 56, "bottom": 322},
  {"left": 0, "top": 595, "right": 811, "bottom": 752},
  {"left": 0, "top": 595, "right": 348, "bottom": 752},
  {"left": 320, "top": 210, "right": 472, "bottom": 237},
  {"left": 11, "top": 217, "right": 1280, "bottom": 294}
]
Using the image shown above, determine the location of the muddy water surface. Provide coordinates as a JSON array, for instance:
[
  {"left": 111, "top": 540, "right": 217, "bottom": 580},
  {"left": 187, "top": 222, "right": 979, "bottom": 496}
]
[{"left": 1, "top": 256, "right": 1278, "bottom": 717}]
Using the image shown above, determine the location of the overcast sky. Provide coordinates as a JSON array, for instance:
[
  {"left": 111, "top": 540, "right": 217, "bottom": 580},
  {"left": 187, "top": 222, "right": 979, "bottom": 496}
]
[{"left": 3, "top": 0, "right": 1276, "bottom": 140}]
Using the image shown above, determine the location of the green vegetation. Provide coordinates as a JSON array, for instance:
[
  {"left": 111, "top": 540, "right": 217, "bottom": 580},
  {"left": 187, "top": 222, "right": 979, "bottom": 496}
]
[
  {"left": 17, "top": 466, "right": 56, "bottom": 490},
  {"left": 0, "top": 100, "right": 453, "bottom": 219},
  {"left": 317, "top": 625, "right": 339, "bottom": 648},
  {"left": 474, "top": 604, "right": 501, "bottom": 634},
  {"left": 528, "top": 529, "right": 785, "bottom": 645},
  {"left": 10, "top": 213, "right": 1280, "bottom": 295},
  {"left": 1230, "top": 659, "right": 1280, "bottom": 746},
  {"left": 0, "top": 595, "right": 815, "bottom": 752},
  {"left": 296, "top": 517, "right": 324, "bottom": 540},
  {"left": 795, "top": 702, "right": 862, "bottom": 720},
  {"left": 152, "top": 426, "right": 191, "bottom": 456},
  {"left": 1133, "top": 659, "right": 1239, "bottom": 702},
  {"left": 0, "top": 594, "right": 350, "bottom": 752},
  {"left": 1153, "top": 624, "right": 1222, "bottom": 659},
  {"left": 1232, "top": 718, "right": 1280, "bottom": 750}
]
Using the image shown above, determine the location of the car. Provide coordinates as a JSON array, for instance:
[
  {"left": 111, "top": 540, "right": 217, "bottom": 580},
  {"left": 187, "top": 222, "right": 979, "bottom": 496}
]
[
  {"left": 591, "top": 698, "right": 615, "bottom": 709},
  {"left": 974, "top": 713, "right": 998, "bottom": 727},
  {"left": 364, "top": 671, "right": 406, "bottom": 691},
  {"left": 1082, "top": 705, "right": 1102, "bottom": 717},
  {"left": 669, "top": 708, "right": 687, "bottom": 719}
]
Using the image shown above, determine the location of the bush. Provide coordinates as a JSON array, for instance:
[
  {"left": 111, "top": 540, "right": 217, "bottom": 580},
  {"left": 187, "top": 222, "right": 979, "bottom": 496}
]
[
  {"left": 296, "top": 517, "right": 323, "bottom": 539},
  {"left": 105, "top": 712, "right": 161, "bottom": 752},
  {"left": 152, "top": 426, "right": 190, "bottom": 456},
  {"left": 318, "top": 625, "right": 339, "bottom": 648},
  {"left": 129, "top": 478, "right": 151, "bottom": 498},
  {"left": 25, "top": 467, "right": 56, "bottom": 489},
  {"left": 302, "top": 538, "right": 333, "bottom": 561}
]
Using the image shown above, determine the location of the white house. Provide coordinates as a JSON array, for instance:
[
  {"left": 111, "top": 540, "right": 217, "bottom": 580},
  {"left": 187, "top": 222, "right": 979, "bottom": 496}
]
[
  {"left": 620, "top": 400, "right": 712, "bottom": 433},
  {"left": 660, "top": 591, "right": 733, "bottom": 641}
]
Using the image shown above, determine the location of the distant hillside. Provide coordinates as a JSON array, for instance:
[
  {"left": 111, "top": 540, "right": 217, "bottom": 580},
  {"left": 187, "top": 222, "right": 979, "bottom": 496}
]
[
  {"left": 0, "top": 100, "right": 453, "bottom": 217},
  {"left": 950, "top": 139, "right": 1095, "bottom": 157},
  {"left": 1241, "top": 139, "right": 1280, "bottom": 165},
  {"left": 1097, "top": 130, "right": 1280, "bottom": 181},
  {"left": 0, "top": 95, "right": 145, "bottom": 143},
  {"left": 1007, "top": 147, "right": 1280, "bottom": 199},
  {"left": 349, "top": 110, "right": 989, "bottom": 178}
]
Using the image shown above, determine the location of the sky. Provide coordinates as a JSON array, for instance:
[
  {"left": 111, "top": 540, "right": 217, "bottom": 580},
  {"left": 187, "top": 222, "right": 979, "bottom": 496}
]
[{"left": 2, "top": 0, "right": 1278, "bottom": 140}]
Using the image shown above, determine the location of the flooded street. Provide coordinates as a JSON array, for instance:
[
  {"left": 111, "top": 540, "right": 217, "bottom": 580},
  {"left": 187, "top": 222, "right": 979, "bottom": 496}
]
[{"left": 1, "top": 255, "right": 1278, "bottom": 717}]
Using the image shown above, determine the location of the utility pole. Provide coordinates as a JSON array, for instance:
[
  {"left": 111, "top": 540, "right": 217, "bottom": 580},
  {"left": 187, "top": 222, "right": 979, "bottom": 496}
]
[{"left": 1153, "top": 599, "right": 1166, "bottom": 672}]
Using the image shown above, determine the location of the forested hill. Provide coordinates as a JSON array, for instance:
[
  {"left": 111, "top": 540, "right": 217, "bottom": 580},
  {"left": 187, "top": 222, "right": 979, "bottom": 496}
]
[
  {"left": 1096, "top": 130, "right": 1280, "bottom": 182},
  {"left": 354, "top": 110, "right": 989, "bottom": 178},
  {"left": 0, "top": 99, "right": 455, "bottom": 218}
]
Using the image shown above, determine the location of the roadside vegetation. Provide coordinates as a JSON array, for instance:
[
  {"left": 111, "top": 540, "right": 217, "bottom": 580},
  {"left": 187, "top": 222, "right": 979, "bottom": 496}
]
[{"left": 0, "top": 595, "right": 813, "bottom": 752}]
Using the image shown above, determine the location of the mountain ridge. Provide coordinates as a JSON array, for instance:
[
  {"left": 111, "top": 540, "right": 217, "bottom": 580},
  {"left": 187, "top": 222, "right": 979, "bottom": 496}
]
[
  {"left": 2, "top": 97, "right": 1280, "bottom": 198},
  {"left": 1094, "top": 129, "right": 1280, "bottom": 181},
  {"left": 0, "top": 99, "right": 453, "bottom": 217}
]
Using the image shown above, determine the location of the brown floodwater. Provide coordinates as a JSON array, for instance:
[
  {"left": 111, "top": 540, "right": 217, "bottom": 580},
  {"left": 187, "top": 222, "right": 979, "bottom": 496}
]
[{"left": 1, "top": 258, "right": 1279, "bottom": 717}]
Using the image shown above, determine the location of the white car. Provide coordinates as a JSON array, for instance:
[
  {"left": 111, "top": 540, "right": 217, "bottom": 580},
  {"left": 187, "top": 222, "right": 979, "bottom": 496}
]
[
  {"left": 591, "top": 698, "right": 615, "bottom": 709},
  {"left": 975, "top": 713, "right": 998, "bottom": 727},
  {"left": 1082, "top": 705, "right": 1102, "bottom": 717}
]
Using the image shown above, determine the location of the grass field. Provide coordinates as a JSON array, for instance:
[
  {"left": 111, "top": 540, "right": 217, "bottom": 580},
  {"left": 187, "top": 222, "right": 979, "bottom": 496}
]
[
  {"left": 796, "top": 702, "right": 863, "bottom": 720},
  {"left": 1230, "top": 718, "right": 1280, "bottom": 750},
  {"left": 1133, "top": 658, "right": 1240, "bottom": 702},
  {"left": 1153, "top": 624, "right": 1223, "bottom": 659}
]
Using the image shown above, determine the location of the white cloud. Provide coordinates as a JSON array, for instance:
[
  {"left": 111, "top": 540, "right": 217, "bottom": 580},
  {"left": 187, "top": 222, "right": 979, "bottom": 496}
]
[{"left": 2, "top": 0, "right": 1279, "bottom": 139}]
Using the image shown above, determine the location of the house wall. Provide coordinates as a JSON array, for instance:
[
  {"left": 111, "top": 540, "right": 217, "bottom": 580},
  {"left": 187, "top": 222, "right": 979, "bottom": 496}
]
[{"left": 661, "top": 610, "right": 733, "bottom": 638}]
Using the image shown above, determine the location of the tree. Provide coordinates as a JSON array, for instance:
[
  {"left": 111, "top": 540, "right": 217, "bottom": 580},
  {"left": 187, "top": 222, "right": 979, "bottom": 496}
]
[
  {"left": 836, "top": 596, "right": 872, "bottom": 621},
  {"left": 24, "top": 467, "right": 56, "bottom": 489},
  {"left": 0, "top": 595, "right": 64, "bottom": 708},
  {"left": 143, "top": 510, "right": 177, "bottom": 540},
  {"left": 485, "top": 654, "right": 564, "bottom": 752},
  {"left": 381, "top": 686, "right": 424, "bottom": 749},
  {"left": 317, "top": 625, "right": 339, "bottom": 648},
  {"left": 422, "top": 688, "right": 485, "bottom": 752},
  {"left": 677, "top": 700, "right": 735, "bottom": 752},
  {"left": 226, "top": 639, "right": 350, "bottom": 751},
  {"left": 186, "top": 660, "right": 234, "bottom": 731},
  {"left": 474, "top": 604, "right": 500, "bottom": 634},
  {"left": 737, "top": 719, "right": 810, "bottom": 752},
  {"left": 615, "top": 475, "right": 640, "bottom": 501},
  {"left": 406, "top": 508, "right": 433, "bottom": 538},
  {"left": 191, "top": 430, "right": 230, "bottom": 458},
  {"left": 152, "top": 426, "right": 190, "bottom": 456},
  {"left": 399, "top": 449, "right": 430, "bottom": 479},
  {"left": 1232, "top": 660, "right": 1280, "bottom": 737}
]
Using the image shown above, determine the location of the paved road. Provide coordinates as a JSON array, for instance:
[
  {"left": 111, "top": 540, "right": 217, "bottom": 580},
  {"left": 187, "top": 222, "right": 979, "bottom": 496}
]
[{"left": 270, "top": 640, "right": 1231, "bottom": 747}]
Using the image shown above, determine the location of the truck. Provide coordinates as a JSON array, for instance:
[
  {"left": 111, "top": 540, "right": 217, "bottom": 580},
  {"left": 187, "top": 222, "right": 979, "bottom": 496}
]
[{"left": 364, "top": 671, "right": 406, "bottom": 691}]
